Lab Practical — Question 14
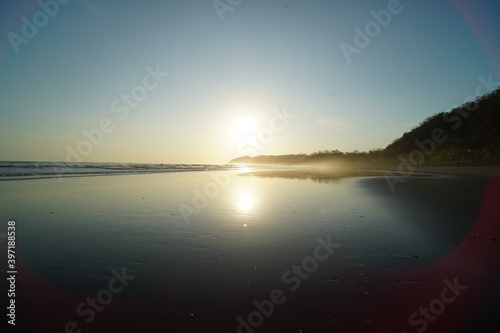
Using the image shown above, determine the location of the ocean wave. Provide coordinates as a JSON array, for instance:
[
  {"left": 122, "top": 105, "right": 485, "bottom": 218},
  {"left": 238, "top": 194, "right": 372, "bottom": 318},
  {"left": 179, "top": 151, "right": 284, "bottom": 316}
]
[{"left": 0, "top": 161, "right": 245, "bottom": 180}]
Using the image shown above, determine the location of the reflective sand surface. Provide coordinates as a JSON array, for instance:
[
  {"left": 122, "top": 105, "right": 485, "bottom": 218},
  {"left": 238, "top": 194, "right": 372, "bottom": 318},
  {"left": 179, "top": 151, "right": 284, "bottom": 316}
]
[{"left": 1, "top": 169, "right": 498, "bottom": 332}]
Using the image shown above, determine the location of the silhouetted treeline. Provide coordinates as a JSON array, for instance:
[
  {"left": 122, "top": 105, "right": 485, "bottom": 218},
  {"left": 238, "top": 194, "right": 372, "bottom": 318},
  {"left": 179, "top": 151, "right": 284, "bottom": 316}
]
[
  {"left": 383, "top": 88, "right": 500, "bottom": 163},
  {"left": 230, "top": 149, "right": 385, "bottom": 165},
  {"left": 230, "top": 88, "right": 500, "bottom": 166}
]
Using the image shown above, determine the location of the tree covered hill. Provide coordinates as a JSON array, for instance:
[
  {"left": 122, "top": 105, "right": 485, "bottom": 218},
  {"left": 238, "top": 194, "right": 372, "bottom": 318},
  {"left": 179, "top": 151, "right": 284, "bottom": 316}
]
[{"left": 230, "top": 88, "right": 500, "bottom": 165}]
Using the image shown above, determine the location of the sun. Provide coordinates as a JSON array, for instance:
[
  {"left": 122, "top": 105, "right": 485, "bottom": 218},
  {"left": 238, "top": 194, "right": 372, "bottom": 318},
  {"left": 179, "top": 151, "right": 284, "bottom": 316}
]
[
  {"left": 225, "top": 105, "right": 263, "bottom": 143},
  {"left": 232, "top": 119, "right": 257, "bottom": 139}
]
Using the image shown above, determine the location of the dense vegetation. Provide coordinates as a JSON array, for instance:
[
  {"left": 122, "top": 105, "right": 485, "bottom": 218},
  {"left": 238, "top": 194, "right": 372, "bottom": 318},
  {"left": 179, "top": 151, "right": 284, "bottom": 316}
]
[{"left": 230, "top": 88, "right": 500, "bottom": 166}]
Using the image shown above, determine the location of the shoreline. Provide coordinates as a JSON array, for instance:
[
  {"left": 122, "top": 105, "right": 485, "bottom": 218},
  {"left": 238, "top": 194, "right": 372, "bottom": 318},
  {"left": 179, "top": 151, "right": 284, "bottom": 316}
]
[
  {"left": 240, "top": 164, "right": 499, "bottom": 180},
  {"left": 365, "top": 164, "right": 499, "bottom": 178}
]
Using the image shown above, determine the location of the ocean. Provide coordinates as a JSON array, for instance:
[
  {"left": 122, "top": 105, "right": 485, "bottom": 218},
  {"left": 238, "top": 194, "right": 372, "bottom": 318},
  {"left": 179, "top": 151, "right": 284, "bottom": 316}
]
[{"left": 0, "top": 161, "right": 250, "bottom": 181}]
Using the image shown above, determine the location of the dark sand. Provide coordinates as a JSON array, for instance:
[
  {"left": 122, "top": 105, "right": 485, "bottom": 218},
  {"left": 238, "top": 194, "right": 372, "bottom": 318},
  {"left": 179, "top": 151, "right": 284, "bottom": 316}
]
[
  {"left": 1, "top": 166, "right": 498, "bottom": 332},
  {"left": 241, "top": 165, "right": 500, "bottom": 332}
]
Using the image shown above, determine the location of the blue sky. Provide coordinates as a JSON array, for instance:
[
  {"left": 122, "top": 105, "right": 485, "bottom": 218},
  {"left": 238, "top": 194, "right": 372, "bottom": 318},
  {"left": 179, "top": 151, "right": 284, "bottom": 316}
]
[{"left": 0, "top": 0, "right": 498, "bottom": 163}]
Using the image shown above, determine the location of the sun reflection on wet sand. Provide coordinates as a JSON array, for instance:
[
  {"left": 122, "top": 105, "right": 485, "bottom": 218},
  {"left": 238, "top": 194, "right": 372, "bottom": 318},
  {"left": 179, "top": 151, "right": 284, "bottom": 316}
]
[
  {"left": 235, "top": 165, "right": 252, "bottom": 174},
  {"left": 235, "top": 191, "right": 255, "bottom": 214}
]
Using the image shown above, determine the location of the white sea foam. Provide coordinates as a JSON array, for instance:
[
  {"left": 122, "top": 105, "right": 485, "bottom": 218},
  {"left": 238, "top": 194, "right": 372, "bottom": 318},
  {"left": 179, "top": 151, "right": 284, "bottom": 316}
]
[{"left": 0, "top": 161, "right": 247, "bottom": 181}]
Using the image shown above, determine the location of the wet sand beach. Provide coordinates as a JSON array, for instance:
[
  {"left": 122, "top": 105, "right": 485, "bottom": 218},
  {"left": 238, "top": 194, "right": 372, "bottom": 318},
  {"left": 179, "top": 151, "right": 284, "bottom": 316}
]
[{"left": 1, "top": 166, "right": 498, "bottom": 332}]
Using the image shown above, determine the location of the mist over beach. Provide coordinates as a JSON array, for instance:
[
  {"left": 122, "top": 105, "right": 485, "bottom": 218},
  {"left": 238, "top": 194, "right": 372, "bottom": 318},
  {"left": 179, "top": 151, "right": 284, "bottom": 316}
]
[{"left": 1, "top": 1, "right": 499, "bottom": 332}]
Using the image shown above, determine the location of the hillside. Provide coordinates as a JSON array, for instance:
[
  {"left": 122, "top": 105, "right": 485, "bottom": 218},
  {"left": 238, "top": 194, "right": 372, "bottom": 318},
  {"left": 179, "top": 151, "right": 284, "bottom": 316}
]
[{"left": 230, "top": 88, "right": 500, "bottom": 166}]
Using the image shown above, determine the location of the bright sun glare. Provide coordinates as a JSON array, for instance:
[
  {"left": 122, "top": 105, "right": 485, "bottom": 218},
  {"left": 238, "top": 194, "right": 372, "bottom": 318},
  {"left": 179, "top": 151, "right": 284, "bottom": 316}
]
[{"left": 232, "top": 119, "right": 257, "bottom": 139}]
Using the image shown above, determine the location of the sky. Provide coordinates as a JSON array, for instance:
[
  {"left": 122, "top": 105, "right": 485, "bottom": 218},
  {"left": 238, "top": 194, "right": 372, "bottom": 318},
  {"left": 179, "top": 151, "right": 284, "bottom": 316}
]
[{"left": 0, "top": 0, "right": 499, "bottom": 164}]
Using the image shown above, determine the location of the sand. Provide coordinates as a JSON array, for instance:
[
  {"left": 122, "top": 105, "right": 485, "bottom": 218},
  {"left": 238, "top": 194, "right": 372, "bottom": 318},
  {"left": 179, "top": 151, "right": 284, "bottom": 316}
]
[
  {"left": 1, "top": 166, "right": 498, "bottom": 332},
  {"left": 237, "top": 165, "right": 500, "bottom": 332}
]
